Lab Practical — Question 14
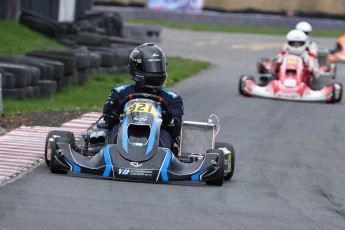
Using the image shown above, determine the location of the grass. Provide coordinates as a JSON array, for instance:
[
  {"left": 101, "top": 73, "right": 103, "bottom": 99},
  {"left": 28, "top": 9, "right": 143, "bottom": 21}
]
[
  {"left": 3, "top": 57, "right": 209, "bottom": 114},
  {"left": 0, "top": 20, "right": 209, "bottom": 114},
  {"left": 125, "top": 18, "right": 344, "bottom": 38},
  {"left": 0, "top": 20, "right": 66, "bottom": 55}
]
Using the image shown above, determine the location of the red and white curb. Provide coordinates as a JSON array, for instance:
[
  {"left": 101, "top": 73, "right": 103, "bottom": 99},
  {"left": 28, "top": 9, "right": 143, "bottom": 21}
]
[{"left": 0, "top": 112, "right": 102, "bottom": 184}]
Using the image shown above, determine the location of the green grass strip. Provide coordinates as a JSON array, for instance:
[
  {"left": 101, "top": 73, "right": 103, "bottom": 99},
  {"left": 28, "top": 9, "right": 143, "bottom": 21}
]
[
  {"left": 0, "top": 20, "right": 65, "bottom": 56},
  {"left": 125, "top": 18, "right": 344, "bottom": 38},
  {"left": 3, "top": 57, "right": 209, "bottom": 114}
]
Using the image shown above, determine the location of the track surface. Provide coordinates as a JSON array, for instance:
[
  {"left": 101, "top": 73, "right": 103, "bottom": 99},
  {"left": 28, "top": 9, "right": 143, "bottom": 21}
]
[{"left": 1, "top": 29, "right": 345, "bottom": 230}]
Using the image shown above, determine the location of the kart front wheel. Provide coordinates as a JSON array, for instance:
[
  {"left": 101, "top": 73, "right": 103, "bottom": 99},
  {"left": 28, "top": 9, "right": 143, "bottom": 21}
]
[
  {"left": 215, "top": 142, "right": 235, "bottom": 181},
  {"left": 50, "top": 137, "right": 69, "bottom": 174},
  {"left": 45, "top": 130, "right": 75, "bottom": 167},
  {"left": 239, "top": 75, "right": 254, "bottom": 96},
  {"left": 205, "top": 149, "right": 224, "bottom": 186}
]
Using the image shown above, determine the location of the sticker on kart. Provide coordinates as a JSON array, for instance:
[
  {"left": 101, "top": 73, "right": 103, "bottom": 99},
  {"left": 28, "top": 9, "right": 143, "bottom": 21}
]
[{"left": 125, "top": 102, "right": 158, "bottom": 116}]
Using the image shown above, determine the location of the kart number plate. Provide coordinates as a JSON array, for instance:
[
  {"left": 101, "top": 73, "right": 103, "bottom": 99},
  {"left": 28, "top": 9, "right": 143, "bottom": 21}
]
[
  {"left": 126, "top": 102, "right": 158, "bottom": 116},
  {"left": 283, "top": 78, "right": 297, "bottom": 87},
  {"left": 286, "top": 57, "right": 299, "bottom": 65}
]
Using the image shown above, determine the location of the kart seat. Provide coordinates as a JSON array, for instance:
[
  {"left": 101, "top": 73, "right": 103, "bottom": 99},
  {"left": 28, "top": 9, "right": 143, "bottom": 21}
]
[{"left": 179, "top": 121, "right": 215, "bottom": 162}]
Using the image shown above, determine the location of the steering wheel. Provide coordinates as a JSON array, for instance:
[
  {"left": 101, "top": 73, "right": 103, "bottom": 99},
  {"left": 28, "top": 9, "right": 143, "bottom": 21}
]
[{"left": 116, "top": 93, "right": 168, "bottom": 115}]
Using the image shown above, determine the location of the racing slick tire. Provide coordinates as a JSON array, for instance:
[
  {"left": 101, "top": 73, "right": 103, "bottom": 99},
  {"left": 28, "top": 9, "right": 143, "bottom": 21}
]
[
  {"left": 205, "top": 149, "right": 224, "bottom": 186},
  {"left": 50, "top": 137, "right": 69, "bottom": 174},
  {"left": 239, "top": 75, "right": 254, "bottom": 96},
  {"left": 257, "top": 58, "right": 270, "bottom": 74},
  {"left": 215, "top": 142, "right": 235, "bottom": 181},
  {"left": 45, "top": 130, "right": 76, "bottom": 167},
  {"left": 333, "top": 82, "right": 343, "bottom": 103}
]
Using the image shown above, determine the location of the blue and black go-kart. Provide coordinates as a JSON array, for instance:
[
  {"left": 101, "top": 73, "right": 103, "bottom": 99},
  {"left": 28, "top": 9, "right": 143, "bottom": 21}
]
[{"left": 44, "top": 93, "right": 235, "bottom": 186}]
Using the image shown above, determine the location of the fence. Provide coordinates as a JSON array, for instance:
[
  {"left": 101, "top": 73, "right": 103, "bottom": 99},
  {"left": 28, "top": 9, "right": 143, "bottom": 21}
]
[{"left": 94, "top": 0, "right": 345, "bottom": 16}]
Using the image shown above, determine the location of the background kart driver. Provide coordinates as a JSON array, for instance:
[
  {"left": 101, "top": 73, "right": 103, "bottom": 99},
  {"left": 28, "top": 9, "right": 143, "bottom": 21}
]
[
  {"left": 274, "top": 29, "right": 319, "bottom": 84},
  {"left": 103, "top": 43, "right": 184, "bottom": 151},
  {"left": 283, "top": 21, "right": 318, "bottom": 56}
]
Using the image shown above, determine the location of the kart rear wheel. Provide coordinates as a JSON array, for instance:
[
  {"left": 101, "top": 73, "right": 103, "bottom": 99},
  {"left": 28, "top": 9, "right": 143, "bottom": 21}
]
[
  {"left": 239, "top": 75, "right": 254, "bottom": 96},
  {"left": 215, "top": 142, "right": 235, "bottom": 181},
  {"left": 333, "top": 82, "right": 343, "bottom": 103},
  {"left": 205, "top": 149, "right": 224, "bottom": 186},
  {"left": 50, "top": 137, "right": 68, "bottom": 174},
  {"left": 45, "top": 130, "right": 75, "bottom": 167}
]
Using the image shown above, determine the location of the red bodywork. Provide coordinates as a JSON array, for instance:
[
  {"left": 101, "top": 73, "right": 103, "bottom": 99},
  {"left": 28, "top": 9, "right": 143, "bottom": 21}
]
[{"left": 241, "top": 55, "right": 335, "bottom": 102}]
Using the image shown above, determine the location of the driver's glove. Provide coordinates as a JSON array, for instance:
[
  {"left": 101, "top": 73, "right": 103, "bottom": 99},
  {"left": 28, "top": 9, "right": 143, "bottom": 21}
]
[
  {"left": 103, "top": 113, "right": 119, "bottom": 128},
  {"left": 103, "top": 99, "right": 120, "bottom": 128},
  {"left": 162, "top": 110, "right": 174, "bottom": 127}
]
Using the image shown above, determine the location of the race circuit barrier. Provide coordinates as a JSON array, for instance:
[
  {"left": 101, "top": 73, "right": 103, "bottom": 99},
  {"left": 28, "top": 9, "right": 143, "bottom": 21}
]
[{"left": 0, "top": 112, "right": 102, "bottom": 185}]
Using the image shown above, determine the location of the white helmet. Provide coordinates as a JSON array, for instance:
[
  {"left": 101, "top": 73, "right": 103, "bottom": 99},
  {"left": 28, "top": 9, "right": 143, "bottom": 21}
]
[
  {"left": 286, "top": 29, "right": 308, "bottom": 55},
  {"left": 295, "top": 21, "right": 312, "bottom": 35}
]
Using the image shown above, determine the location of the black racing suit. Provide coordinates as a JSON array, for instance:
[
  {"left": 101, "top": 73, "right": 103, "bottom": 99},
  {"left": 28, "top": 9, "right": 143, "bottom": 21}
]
[{"left": 103, "top": 83, "right": 184, "bottom": 149}]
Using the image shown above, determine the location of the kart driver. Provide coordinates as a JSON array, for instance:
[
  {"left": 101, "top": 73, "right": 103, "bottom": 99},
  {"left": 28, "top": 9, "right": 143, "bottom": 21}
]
[
  {"left": 102, "top": 43, "right": 184, "bottom": 151},
  {"left": 283, "top": 21, "right": 318, "bottom": 56},
  {"left": 332, "top": 34, "right": 345, "bottom": 54},
  {"left": 274, "top": 29, "right": 319, "bottom": 82}
]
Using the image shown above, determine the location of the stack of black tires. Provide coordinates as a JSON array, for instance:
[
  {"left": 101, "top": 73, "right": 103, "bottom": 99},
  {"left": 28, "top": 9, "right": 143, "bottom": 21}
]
[
  {"left": 0, "top": 44, "right": 136, "bottom": 100},
  {"left": 0, "top": 10, "right": 152, "bottom": 100}
]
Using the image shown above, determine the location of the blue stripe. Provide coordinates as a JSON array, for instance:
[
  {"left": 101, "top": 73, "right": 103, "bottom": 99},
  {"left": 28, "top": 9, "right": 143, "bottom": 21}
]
[
  {"left": 103, "top": 146, "right": 113, "bottom": 177},
  {"left": 191, "top": 168, "right": 208, "bottom": 181},
  {"left": 124, "top": 102, "right": 130, "bottom": 111},
  {"left": 146, "top": 119, "right": 156, "bottom": 155},
  {"left": 114, "top": 84, "right": 130, "bottom": 93},
  {"left": 65, "top": 158, "right": 81, "bottom": 173},
  {"left": 161, "top": 150, "right": 172, "bottom": 181},
  {"left": 122, "top": 116, "right": 128, "bottom": 153},
  {"left": 157, "top": 104, "right": 162, "bottom": 114},
  {"left": 162, "top": 89, "right": 178, "bottom": 98}
]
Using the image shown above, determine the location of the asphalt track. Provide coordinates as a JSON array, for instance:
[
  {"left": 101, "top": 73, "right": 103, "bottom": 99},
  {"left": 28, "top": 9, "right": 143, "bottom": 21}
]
[{"left": 1, "top": 28, "right": 345, "bottom": 230}]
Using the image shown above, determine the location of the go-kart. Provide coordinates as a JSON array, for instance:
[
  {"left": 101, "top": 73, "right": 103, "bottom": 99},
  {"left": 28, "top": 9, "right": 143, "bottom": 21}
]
[
  {"left": 257, "top": 53, "right": 336, "bottom": 79},
  {"left": 239, "top": 54, "right": 343, "bottom": 103},
  {"left": 44, "top": 93, "right": 235, "bottom": 186},
  {"left": 325, "top": 35, "right": 345, "bottom": 63}
]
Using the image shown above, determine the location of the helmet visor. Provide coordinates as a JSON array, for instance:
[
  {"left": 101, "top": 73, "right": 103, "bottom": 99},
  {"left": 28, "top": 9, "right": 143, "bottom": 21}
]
[
  {"left": 288, "top": 41, "right": 305, "bottom": 47},
  {"left": 141, "top": 57, "right": 166, "bottom": 73}
]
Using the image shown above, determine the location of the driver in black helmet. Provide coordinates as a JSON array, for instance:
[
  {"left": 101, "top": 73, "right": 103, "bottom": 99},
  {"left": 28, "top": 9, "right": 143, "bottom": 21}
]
[{"left": 103, "top": 43, "right": 184, "bottom": 151}]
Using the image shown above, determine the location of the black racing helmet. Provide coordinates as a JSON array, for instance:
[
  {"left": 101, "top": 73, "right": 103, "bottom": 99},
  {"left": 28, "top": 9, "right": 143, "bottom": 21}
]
[{"left": 128, "top": 43, "right": 167, "bottom": 89}]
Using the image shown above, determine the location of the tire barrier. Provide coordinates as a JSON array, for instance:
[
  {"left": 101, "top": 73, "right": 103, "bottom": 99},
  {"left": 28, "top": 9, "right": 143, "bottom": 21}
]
[
  {"left": 37, "top": 80, "right": 57, "bottom": 98},
  {"left": 26, "top": 51, "right": 75, "bottom": 76},
  {"left": 1, "top": 10, "right": 148, "bottom": 101},
  {"left": 18, "top": 9, "right": 157, "bottom": 47},
  {"left": 0, "top": 44, "right": 134, "bottom": 100},
  {"left": 2, "top": 72, "right": 16, "bottom": 89},
  {"left": 18, "top": 10, "right": 129, "bottom": 44},
  {"left": 19, "top": 10, "right": 62, "bottom": 38},
  {"left": 75, "top": 10, "right": 123, "bottom": 37},
  {"left": 0, "top": 62, "right": 31, "bottom": 88}
]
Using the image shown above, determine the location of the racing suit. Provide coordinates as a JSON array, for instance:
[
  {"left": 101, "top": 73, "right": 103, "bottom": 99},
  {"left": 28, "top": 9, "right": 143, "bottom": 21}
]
[
  {"left": 103, "top": 83, "right": 184, "bottom": 150},
  {"left": 273, "top": 50, "right": 319, "bottom": 81}
]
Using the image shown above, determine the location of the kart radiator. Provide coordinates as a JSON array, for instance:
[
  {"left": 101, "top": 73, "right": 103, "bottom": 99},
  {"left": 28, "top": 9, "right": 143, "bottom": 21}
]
[{"left": 179, "top": 121, "right": 215, "bottom": 161}]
